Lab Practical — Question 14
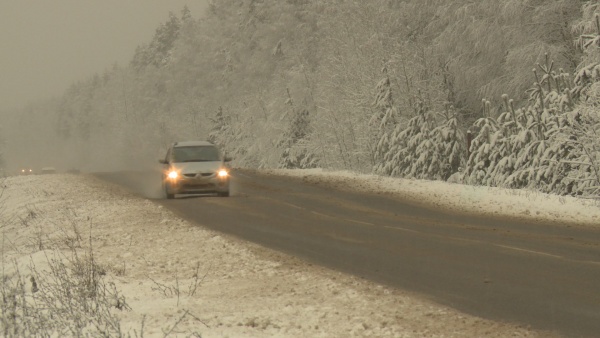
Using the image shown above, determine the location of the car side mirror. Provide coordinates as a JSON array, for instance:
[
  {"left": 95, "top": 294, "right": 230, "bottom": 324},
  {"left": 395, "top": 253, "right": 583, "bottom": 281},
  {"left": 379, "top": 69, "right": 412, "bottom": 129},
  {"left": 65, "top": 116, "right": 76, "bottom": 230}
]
[
  {"left": 159, "top": 159, "right": 168, "bottom": 164},
  {"left": 224, "top": 156, "right": 233, "bottom": 162}
]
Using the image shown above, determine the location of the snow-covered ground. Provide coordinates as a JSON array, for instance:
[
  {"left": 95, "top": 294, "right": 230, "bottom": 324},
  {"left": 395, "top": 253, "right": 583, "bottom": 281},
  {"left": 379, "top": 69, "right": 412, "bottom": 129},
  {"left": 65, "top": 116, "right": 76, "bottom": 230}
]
[{"left": 3, "top": 170, "right": 593, "bottom": 337}]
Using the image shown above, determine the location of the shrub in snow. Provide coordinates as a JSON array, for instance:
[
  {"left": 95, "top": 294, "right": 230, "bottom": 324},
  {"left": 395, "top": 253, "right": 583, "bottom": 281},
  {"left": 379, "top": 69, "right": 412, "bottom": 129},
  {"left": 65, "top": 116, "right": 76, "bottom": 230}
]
[{"left": 1, "top": 248, "right": 128, "bottom": 336}]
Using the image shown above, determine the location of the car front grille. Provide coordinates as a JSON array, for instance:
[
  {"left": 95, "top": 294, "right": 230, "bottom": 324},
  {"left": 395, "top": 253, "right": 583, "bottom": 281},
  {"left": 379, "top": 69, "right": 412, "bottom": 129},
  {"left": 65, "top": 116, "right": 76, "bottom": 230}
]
[{"left": 182, "top": 173, "right": 214, "bottom": 178}]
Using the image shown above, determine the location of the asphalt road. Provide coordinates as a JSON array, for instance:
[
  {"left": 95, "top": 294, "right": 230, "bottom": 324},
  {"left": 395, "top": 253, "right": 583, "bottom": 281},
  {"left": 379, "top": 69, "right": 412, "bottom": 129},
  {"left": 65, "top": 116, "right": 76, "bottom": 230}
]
[{"left": 96, "top": 169, "right": 600, "bottom": 337}]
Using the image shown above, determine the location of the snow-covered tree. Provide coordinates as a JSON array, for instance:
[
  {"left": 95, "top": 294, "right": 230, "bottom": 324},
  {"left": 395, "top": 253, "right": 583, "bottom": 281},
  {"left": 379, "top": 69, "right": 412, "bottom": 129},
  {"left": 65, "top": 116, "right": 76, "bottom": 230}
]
[
  {"left": 463, "top": 100, "right": 499, "bottom": 185},
  {"left": 573, "top": 4, "right": 600, "bottom": 97},
  {"left": 9, "top": 0, "right": 596, "bottom": 180},
  {"left": 278, "top": 89, "right": 319, "bottom": 169},
  {"left": 208, "top": 106, "right": 231, "bottom": 149},
  {"left": 501, "top": 56, "right": 570, "bottom": 190},
  {"left": 371, "top": 64, "right": 397, "bottom": 129},
  {"left": 428, "top": 0, "right": 581, "bottom": 117},
  {"left": 464, "top": 57, "right": 573, "bottom": 191},
  {"left": 432, "top": 106, "right": 466, "bottom": 180},
  {"left": 551, "top": 4, "right": 600, "bottom": 198},
  {"left": 375, "top": 95, "right": 465, "bottom": 180},
  {"left": 372, "top": 63, "right": 399, "bottom": 167},
  {"left": 131, "top": 12, "right": 182, "bottom": 71},
  {"left": 462, "top": 49, "right": 598, "bottom": 198}
]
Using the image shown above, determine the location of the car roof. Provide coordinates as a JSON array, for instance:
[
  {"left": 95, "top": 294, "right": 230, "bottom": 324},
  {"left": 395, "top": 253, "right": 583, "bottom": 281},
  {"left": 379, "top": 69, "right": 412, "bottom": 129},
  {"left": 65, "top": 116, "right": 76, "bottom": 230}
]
[{"left": 173, "top": 141, "right": 215, "bottom": 147}]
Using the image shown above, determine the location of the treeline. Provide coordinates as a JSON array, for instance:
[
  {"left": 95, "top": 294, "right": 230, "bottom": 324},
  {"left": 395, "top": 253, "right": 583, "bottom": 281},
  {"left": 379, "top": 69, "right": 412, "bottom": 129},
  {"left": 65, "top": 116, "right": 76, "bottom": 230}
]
[{"left": 7, "top": 0, "right": 600, "bottom": 197}]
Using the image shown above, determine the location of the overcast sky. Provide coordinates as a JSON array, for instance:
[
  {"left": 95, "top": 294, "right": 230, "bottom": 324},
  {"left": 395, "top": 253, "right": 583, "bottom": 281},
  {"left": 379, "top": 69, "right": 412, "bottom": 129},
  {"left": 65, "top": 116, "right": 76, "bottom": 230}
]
[{"left": 0, "top": 1, "right": 207, "bottom": 111}]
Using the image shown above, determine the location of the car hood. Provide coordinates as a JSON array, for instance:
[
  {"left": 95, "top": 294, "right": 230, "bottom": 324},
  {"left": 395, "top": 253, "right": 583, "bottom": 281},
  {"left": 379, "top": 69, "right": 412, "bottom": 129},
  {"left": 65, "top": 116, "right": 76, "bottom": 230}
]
[{"left": 170, "top": 161, "right": 223, "bottom": 174}]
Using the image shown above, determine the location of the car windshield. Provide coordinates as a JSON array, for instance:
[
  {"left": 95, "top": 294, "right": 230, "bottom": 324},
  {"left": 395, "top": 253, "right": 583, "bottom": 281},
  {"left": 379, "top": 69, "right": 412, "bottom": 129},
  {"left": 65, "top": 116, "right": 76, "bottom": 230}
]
[{"left": 172, "top": 146, "right": 221, "bottom": 162}]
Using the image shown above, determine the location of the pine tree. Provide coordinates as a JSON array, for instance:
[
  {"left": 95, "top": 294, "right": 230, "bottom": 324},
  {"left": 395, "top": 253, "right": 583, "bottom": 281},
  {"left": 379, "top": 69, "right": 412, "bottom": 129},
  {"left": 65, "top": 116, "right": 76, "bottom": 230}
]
[
  {"left": 372, "top": 64, "right": 398, "bottom": 168},
  {"left": 462, "top": 53, "right": 592, "bottom": 196},
  {"left": 517, "top": 62, "right": 568, "bottom": 190},
  {"left": 463, "top": 100, "right": 499, "bottom": 185},
  {"left": 278, "top": 89, "right": 319, "bottom": 169},
  {"left": 573, "top": 5, "right": 600, "bottom": 97},
  {"left": 553, "top": 4, "right": 600, "bottom": 197},
  {"left": 463, "top": 76, "right": 571, "bottom": 190},
  {"left": 432, "top": 106, "right": 466, "bottom": 180},
  {"left": 371, "top": 64, "right": 397, "bottom": 129}
]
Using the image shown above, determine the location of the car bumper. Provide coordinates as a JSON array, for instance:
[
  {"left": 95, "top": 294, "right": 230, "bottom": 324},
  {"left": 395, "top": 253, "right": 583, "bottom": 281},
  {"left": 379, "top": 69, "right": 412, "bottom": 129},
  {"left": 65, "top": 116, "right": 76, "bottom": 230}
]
[{"left": 165, "top": 175, "right": 229, "bottom": 195}]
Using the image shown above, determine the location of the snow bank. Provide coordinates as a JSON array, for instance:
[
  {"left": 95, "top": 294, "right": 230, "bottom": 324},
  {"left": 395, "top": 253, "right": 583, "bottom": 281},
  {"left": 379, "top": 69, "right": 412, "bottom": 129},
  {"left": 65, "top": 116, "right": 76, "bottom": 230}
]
[{"left": 266, "top": 168, "right": 600, "bottom": 227}]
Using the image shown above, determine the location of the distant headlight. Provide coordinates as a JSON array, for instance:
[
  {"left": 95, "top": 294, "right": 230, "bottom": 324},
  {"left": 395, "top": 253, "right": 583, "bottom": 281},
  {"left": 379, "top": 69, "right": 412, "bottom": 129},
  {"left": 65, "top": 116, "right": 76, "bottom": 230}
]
[
  {"left": 167, "top": 170, "right": 178, "bottom": 179},
  {"left": 217, "top": 169, "right": 228, "bottom": 178}
]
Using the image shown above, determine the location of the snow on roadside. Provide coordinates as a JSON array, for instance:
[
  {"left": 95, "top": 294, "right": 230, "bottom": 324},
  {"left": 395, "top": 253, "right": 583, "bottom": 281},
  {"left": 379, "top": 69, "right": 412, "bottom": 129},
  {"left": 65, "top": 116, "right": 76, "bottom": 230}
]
[
  {"left": 266, "top": 168, "right": 600, "bottom": 227},
  {"left": 0, "top": 174, "right": 557, "bottom": 337}
]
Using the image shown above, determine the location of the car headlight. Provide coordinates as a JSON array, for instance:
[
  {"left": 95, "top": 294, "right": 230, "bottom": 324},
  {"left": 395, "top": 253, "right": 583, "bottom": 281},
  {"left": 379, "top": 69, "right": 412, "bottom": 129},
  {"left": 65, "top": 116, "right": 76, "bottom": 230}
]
[
  {"left": 167, "top": 170, "right": 178, "bottom": 179},
  {"left": 217, "top": 169, "right": 228, "bottom": 178}
]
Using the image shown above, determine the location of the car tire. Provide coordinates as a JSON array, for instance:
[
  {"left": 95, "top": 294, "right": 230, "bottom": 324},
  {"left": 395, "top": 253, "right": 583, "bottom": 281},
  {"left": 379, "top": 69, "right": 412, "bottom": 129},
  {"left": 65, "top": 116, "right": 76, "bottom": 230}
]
[{"left": 164, "top": 183, "right": 175, "bottom": 199}]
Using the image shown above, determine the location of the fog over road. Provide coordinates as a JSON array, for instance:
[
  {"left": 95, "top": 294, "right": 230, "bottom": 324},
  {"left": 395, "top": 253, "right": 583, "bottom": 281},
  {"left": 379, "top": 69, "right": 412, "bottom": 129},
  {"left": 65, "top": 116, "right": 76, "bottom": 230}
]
[{"left": 97, "top": 169, "right": 600, "bottom": 338}]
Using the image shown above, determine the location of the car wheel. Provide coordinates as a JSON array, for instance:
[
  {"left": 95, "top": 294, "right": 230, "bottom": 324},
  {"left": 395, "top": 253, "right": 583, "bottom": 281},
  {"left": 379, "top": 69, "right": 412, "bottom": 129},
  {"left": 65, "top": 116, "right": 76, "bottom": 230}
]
[
  {"left": 218, "top": 190, "right": 230, "bottom": 197},
  {"left": 164, "top": 183, "right": 175, "bottom": 199}
]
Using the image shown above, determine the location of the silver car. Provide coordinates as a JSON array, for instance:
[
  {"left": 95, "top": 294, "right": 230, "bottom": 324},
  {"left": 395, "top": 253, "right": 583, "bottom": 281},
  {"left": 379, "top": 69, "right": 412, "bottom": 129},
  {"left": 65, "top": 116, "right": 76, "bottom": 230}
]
[{"left": 159, "top": 141, "right": 232, "bottom": 198}]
